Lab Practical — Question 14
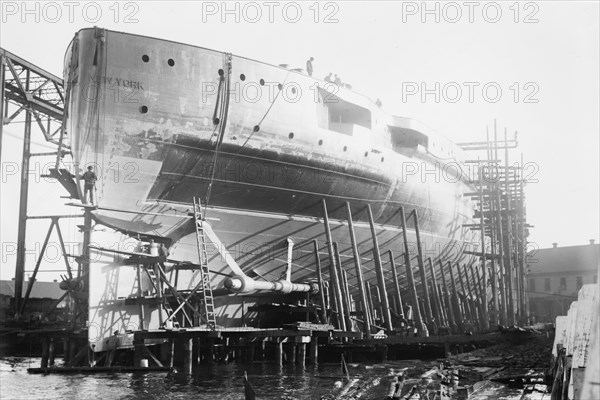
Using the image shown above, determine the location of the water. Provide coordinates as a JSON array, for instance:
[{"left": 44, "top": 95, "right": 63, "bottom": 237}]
[{"left": 0, "top": 357, "right": 436, "bottom": 400}]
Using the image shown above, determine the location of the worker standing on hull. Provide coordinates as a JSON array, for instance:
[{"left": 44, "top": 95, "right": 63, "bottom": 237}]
[{"left": 82, "top": 166, "right": 98, "bottom": 205}]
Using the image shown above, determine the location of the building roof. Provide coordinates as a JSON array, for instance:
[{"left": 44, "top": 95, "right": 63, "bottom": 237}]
[
  {"left": 529, "top": 242, "right": 599, "bottom": 275},
  {"left": 0, "top": 280, "right": 64, "bottom": 300}
]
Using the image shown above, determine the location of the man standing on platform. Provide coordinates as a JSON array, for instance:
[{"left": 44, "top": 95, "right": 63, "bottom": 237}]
[{"left": 82, "top": 166, "right": 97, "bottom": 205}]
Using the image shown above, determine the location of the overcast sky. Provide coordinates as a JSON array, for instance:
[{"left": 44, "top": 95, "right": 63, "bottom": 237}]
[{"left": 1, "top": 1, "right": 598, "bottom": 280}]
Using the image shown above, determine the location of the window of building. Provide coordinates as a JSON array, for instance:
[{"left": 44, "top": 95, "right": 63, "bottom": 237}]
[
  {"left": 560, "top": 277, "right": 567, "bottom": 291},
  {"left": 545, "top": 278, "right": 551, "bottom": 291},
  {"left": 529, "top": 278, "right": 536, "bottom": 292},
  {"left": 577, "top": 276, "right": 583, "bottom": 290}
]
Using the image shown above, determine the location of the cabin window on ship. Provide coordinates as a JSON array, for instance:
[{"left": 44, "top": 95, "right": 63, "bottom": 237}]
[{"left": 316, "top": 88, "right": 371, "bottom": 135}]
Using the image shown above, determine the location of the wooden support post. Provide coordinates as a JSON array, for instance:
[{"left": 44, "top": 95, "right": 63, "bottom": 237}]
[
  {"left": 288, "top": 343, "right": 296, "bottom": 365},
  {"left": 411, "top": 210, "right": 434, "bottom": 329},
  {"left": 456, "top": 263, "right": 474, "bottom": 324},
  {"left": 388, "top": 250, "right": 405, "bottom": 319},
  {"left": 41, "top": 338, "right": 49, "bottom": 368},
  {"left": 134, "top": 337, "right": 144, "bottom": 367},
  {"left": 477, "top": 164, "right": 490, "bottom": 330},
  {"left": 313, "top": 240, "right": 328, "bottom": 324},
  {"left": 463, "top": 264, "right": 480, "bottom": 331},
  {"left": 247, "top": 343, "right": 255, "bottom": 364},
  {"left": 345, "top": 202, "right": 371, "bottom": 338},
  {"left": 439, "top": 261, "right": 456, "bottom": 332},
  {"left": 321, "top": 200, "right": 347, "bottom": 331},
  {"left": 48, "top": 338, "right": 56, "bottom": 366},
  {"left": 183, "top": 338, "right": 193, "bottom": 374},
  {"left": 167, "top": 339, "right": 175, "bottom": 367},
  {"left": 366, "top": 282, "right": 377, "bottom": 324},
  {"left": 503, "top": 129, "right": 516, "bottom": 326},
  {"left": 437, "top": 283, "right": 448, "bottom": 326},
  {"left": 399, "top": 207, "right": 427, "bottom": 336},
  {"left": 275, "top": 340, "right": 283, "bottom": 367},
  {"left": 492, "top": 126, "right": 508, "bottom": 326},
  {"left": 298, "top": 343, "right": 306, "bottom": 367},
  {"left": 340, "top": 268, "right": 353, "bottom": 330},
  {"left": 470, "top": 264, "right": 486, "bottom": 330},
  {"left": 63, "top": 338, "right": 70, "bottom": 364},
  {"left": 333, "top": 242, "right": 353, "bottom": 331},
  {"left": 447, "top": 262, "right": 464, "bottom": 332},
  {"left": 427, "top": 258, "right": 443, "bottom": 326},
  {"left": 310, "top": 338, "right": 318, "bottom": 364},
  {"left": 366, "top": 204, "right": 394, "bottom": 332}
]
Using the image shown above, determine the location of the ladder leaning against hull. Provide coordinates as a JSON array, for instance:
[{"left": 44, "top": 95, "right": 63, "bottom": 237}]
[{"left": 193, "top": 197, "right": 217, "bottom": 330}]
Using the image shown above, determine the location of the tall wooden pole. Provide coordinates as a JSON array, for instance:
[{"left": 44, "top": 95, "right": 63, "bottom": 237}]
[
  {"left": 345, "top": 202, "right": 371, "bottom": 337},
  {"left": 399, "top": 207, "right": 427, "bottom": 336},
  {"left": 412, "top": 211, "right": 434, "bottom": 329},
  {"left": 367, "top": 205, "right": 393, "bottom": 332},
  {"left": 387, "top": 250, "right": 405, "bottom": 318},
  {"left": 321, "top": 200, "right": 346, "bottom": 331}
]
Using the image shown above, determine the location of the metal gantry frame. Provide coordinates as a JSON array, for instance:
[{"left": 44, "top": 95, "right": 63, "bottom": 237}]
[{"left": 0, "top": 47, "right": 78, "bottom": 320}]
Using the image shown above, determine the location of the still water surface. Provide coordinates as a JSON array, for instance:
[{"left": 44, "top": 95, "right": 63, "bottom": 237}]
[{"left": 1, "top": 357, "right": 435, "bottom": 400}]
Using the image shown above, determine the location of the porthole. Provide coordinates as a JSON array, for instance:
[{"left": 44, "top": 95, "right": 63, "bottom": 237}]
[
  {"left": 140, "top": 106, "right": 148, "bottom": 114},
  {"left": 142, "top": 55, "right": 149, "bottom": 63},
  {"left": 318, "top": 139, "right": 323, "bottom": 146},
  {"left": 167, "top": 59, "right": 175, "bottom": 67},
  {"left": 240, "top": 74, "right": 246, "bottom": 81},
  {"left": 288, "top": 132, "right": 294, "bottom": 139}
]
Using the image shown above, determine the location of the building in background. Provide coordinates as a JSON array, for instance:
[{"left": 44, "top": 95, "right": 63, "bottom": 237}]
[
  {"left": 527, "top": 240, "right": 599, "bottom": 322},
  {"left": 0, "top": 280, "right": 66, "bottom": 322}
]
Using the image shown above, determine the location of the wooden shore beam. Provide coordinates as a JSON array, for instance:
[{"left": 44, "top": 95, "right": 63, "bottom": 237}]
[
  {"left": 447, "top": 261, "right": 464, "bottom": 332},
  {"left": 399, "top": 207, "right": 427, "bottom": 336},
  {"left": 411, "top": 210, "right": 434, "bottom": 330},
  {"left": 439, "top": 260, "right": 456, "bottom": 333},
  {"left": 427, "top": 257, "right": 444, "bottom": 327},
  {"left": 321, "top": 200, "right": 347, "bottom": 331},
  {"left": 345, "top": 202, "right": 371, "bottom": 338},
  {"left": 333, "top": 242, "right": 353, "bottom": 331},
  {"left": 456, "top": 262, "right": 474, "bottom": 324},
  {"left": 387, "top": 250, "right": 405, "bottom": 319},
  {"left": 366, "top": 204, "right": 393, "bottom": 332}
]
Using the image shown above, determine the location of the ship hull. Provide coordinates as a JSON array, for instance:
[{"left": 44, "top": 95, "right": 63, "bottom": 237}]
[{"left": 63, "top": 28, "right": 481, "bottom": 348}]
